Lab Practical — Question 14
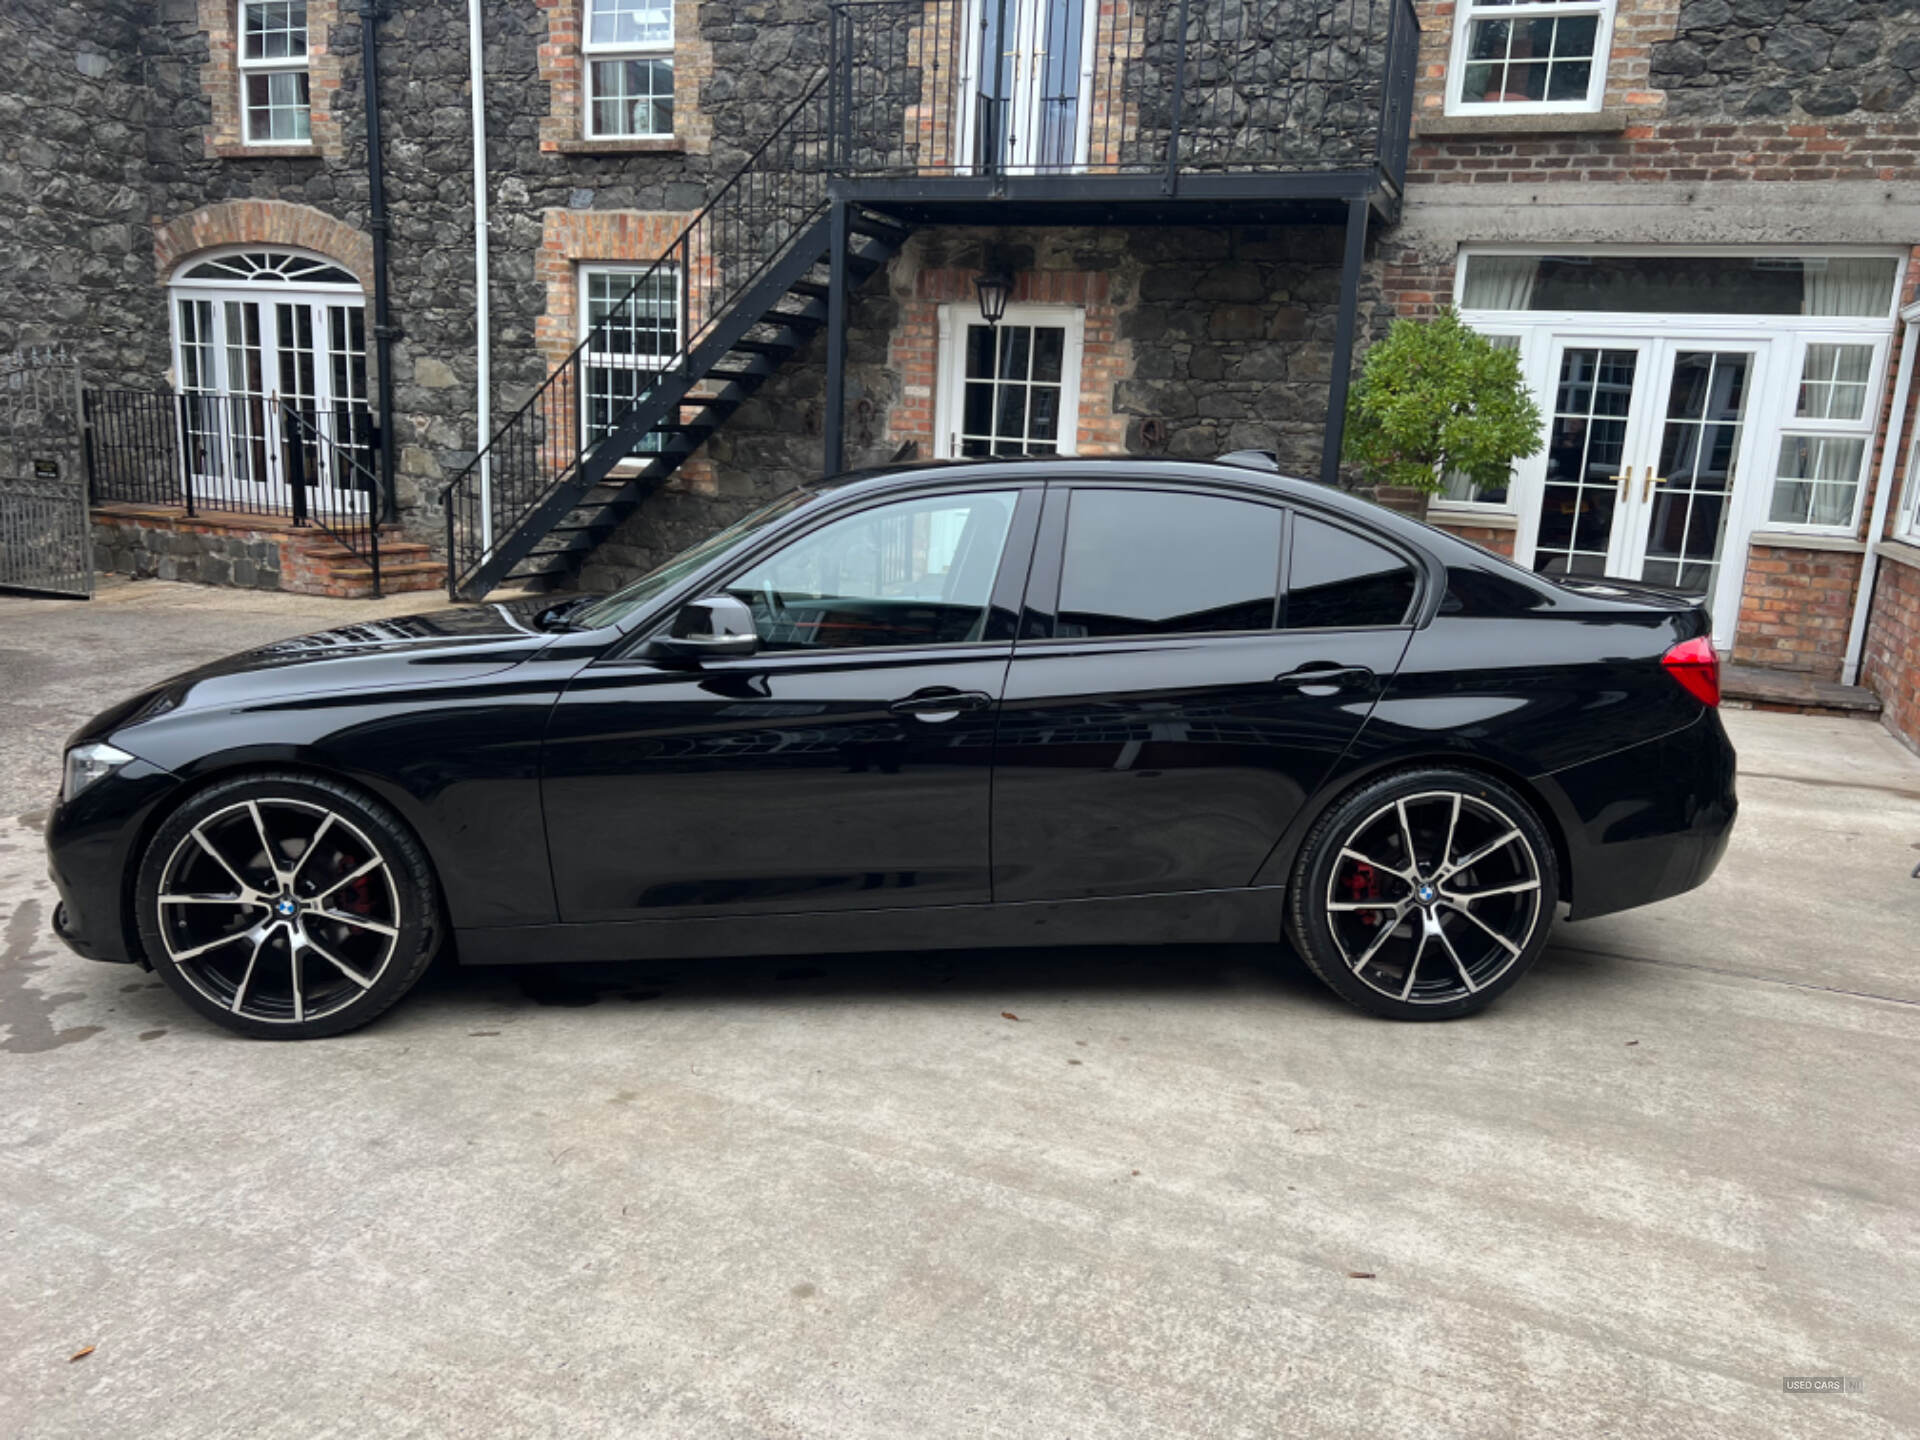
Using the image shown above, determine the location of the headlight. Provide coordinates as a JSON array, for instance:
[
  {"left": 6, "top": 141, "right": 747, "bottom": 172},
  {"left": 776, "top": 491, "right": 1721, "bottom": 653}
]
[{"left": 63, "top": 742, "right": 134, "bottom": 802}]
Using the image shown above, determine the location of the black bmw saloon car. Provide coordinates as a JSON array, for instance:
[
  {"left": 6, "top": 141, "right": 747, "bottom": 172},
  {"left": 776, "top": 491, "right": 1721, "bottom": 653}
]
[{"left": 46, "top": 455, "right": 1736, "bottom": 1038}]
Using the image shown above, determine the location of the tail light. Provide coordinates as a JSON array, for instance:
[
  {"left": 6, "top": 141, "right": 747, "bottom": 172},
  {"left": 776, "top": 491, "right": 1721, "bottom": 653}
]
[{"left": 1662, "top": 635, "right": 1720, "bottom": 707}]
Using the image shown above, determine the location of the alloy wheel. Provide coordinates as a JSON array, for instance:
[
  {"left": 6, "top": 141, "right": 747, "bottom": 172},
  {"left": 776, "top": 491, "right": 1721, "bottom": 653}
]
[
  {"left": 1322, "top": 789, "right": 1544, "bottom": 1007},
  {"left": 153, "top": 797, "right": 402, "bottom": 1025}
]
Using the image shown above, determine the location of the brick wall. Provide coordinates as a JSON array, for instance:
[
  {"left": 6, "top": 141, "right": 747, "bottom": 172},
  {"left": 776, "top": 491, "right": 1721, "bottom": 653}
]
[
  {"left": 1862, "top": 548, "right": 1920, "bottom": 752},
  {"left": 1430, "top": 520, "right": 1517, "bottom": 558},
  {"left": 1732, "top": 544, "right": 1865, "bottom": 680},
  {"left": 884, "top": 267, "right": 1133, "bottom": 458}
]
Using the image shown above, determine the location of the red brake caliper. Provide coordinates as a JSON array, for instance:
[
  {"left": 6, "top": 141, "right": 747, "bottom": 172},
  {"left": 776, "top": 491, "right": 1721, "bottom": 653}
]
[{"left": 1343, "top": 863, "right": 1383, "bottom": 926}]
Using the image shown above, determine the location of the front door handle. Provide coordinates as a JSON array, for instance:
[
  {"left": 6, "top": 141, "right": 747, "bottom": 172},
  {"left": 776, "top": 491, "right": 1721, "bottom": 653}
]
[
  {"left": 1273, "top": 665, "right": 1376, "bottom": 695},
  {"left": 889, "top": 688, "right": 993, "bottom": 722}
]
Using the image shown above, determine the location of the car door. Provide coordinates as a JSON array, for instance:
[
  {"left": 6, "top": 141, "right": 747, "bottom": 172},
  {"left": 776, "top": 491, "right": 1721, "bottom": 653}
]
[
  {"left": 990, "top": 485, "right": 1418, "bottom": 903},
  {"left": 541, "top": 484, "right": 1041, "bottom": 923}
]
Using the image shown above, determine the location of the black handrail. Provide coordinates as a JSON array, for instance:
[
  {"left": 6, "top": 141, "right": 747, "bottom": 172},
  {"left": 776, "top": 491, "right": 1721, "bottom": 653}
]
[
  {"left": 279, "top": 400, "right": 383, "bottom": 595},
  {"left": 440, "top": 78, "right": 833, "bottom": 596},
  {"left": 83, "top": 386, "right": 383, "bottom": 593}
]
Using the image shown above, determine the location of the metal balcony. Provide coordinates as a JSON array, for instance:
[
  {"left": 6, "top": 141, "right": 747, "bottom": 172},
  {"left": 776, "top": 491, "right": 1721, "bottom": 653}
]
[{"left": 826, "top": 0, "right": 1418, "bottom": 222}]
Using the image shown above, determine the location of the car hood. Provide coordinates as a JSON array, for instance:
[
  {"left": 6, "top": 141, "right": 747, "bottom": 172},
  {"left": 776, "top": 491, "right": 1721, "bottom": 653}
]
[{"left": 71, "top": 596, "right": 579, "bottom": 748}]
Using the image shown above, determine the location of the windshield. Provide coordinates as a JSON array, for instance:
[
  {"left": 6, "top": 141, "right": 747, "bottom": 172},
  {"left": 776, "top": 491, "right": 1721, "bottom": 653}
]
[{"left": 571, "top": 487, "right": 823, "bottom": 630}]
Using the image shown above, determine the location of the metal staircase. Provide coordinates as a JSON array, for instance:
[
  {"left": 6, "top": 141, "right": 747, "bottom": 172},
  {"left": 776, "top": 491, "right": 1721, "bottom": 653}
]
[{"left": 442, "top": 79, "right": 906, "bottom": 599}]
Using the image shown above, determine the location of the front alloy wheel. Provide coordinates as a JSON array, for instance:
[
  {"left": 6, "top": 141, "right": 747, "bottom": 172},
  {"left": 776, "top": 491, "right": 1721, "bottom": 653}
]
[
  {"left": 1289, "top": 769, "right": 1559, "bottom": 1019},
  {"left": 135, "top": 774, "right": 440, "bottom": 1038}
]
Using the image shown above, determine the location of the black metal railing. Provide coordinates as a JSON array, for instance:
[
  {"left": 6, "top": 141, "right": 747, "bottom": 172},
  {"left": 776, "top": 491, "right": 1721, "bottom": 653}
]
[
  {"left": 84, "top": 388, "right": 382, "bottom": 588},
  {"left": 827, "top": 0, "right": 1415, "bottom": 188},
  {"left": 441, "top": 78, "right": 834, "bottom": 597}
]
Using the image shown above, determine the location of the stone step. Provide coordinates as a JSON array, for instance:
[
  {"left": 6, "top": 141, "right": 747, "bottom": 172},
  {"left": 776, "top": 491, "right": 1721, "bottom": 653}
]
[{"left": 1721, "top": 662, "right": 1883, "bottom": 718}]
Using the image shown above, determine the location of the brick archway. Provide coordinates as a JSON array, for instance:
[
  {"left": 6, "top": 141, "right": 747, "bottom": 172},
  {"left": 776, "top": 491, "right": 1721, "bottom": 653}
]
[{"left": 153, "top": 202, "right": 374, "bottom": 289}]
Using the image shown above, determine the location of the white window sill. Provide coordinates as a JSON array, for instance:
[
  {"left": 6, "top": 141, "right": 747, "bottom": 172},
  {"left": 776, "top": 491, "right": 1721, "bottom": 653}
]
[
  {"left": 1747, "top": 530, "right": 1868, "bottom": 554},
  {"left": 1875, "top": 538, "right": 1920, "bottom": 571},
  {"left": 1428, "top": 507, "right": 1519, "bottom": 530}
]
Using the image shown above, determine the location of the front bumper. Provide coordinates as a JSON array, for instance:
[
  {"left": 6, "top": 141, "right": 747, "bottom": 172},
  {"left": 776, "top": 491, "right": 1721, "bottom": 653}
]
[
  {"left": 44, "top": 758, "right": 183, "bottom": 965},
  {"left": 1543, "top": 708, "right": 1738, "bottom": 921}
]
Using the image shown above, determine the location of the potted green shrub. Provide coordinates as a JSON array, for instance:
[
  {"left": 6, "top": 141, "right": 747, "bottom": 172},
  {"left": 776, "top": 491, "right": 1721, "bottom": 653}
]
[{"left": 1341, "top": 309, "right": 1544, "bottom": 521}]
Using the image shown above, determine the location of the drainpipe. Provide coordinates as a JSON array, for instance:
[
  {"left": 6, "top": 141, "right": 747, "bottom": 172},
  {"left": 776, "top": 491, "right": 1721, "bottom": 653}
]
[
  {"left": 466, "top": 0, "right": 493, "bottom": 549},
  {"left": 361, "top": 0, "right": 397, "bottom": 525},
  {"left": 1842, "top": 297, "right": 1920, "bottom": 687}
]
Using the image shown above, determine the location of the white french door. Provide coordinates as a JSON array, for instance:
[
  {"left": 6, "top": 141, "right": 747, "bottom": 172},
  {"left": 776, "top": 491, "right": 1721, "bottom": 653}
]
[
  {"left": 1517, "top": 335, "right": 1772, "bottom": 648},
  {"left": 170, "top": 289, "right": 371, "bottom": 511},
  {"left": 960, "top": 0, "right": 1096, "bottom": 173}
]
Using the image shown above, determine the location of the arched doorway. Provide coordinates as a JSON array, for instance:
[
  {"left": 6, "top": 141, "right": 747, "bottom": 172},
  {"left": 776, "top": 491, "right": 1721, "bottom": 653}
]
[{"left": 168, "top": 247, "right": 371, "bottom": 512}]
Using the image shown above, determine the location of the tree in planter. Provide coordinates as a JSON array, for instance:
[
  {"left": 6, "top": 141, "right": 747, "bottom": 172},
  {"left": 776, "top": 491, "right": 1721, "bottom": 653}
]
[{"left": 1342, "top": 309, "right": 1544, "bottom": 517}]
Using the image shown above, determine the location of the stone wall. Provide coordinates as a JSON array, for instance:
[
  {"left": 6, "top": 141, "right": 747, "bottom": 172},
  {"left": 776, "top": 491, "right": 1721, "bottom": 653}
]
[{"left": 0, "top": 0, "right": 158, "bottom": 385}]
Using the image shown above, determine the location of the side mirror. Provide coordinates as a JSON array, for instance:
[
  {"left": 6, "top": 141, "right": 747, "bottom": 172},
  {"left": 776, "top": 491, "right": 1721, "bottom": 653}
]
[{"left": 653, "top": 594, "right": 759, "bottom": 658}]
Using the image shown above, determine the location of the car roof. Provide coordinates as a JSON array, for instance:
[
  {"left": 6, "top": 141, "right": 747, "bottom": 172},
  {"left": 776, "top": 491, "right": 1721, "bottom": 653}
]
[{"left": 813, "top": 454, "right": 1432, "bottom": 538}]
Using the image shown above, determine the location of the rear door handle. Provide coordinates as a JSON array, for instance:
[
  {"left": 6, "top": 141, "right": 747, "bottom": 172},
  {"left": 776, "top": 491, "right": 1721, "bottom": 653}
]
[
  {"left": 889, "top": 688, "right": 994, "bottom": 722},
  {"left": 1273, "top": 665, "right": 1376, "bottom": 695}
]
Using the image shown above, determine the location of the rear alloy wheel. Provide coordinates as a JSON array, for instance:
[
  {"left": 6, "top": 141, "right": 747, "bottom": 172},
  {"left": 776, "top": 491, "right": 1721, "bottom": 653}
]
[
  {"left": 1289, "top": 769, "right": 1559, "bottom": 1020},
  {"left": 135, "top": 774, "right": 440, "bottom": 1039}
]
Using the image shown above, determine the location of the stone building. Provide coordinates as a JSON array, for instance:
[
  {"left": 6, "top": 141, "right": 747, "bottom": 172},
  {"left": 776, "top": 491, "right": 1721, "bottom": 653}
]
[{"left": 3, "top": 0, "right": 1920, "bottom": 751}]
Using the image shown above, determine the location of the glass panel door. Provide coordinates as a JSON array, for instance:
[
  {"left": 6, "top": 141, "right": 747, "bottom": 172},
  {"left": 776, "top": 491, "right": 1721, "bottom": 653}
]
[
  {"left": 965, "top": 0, "right": 1092, "bottom": 173},
  {"left": 1528, "top": 343, "right": 1645, "bottom": 580},
  {"left": 169, "top": 290, "right": 372, "bottom": 513},
  {"left": 1631, "top": 349, "right": 1752, "bottom": 599}
]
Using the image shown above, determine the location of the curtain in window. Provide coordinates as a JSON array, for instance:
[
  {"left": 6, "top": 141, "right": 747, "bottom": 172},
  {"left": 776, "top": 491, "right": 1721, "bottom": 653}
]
[
  {"left": 1461, "top": 256, "right": 1538, "bottom": 311},
  {"left": 1801, "top": 258, "right": 1897, "bottom": 318}
]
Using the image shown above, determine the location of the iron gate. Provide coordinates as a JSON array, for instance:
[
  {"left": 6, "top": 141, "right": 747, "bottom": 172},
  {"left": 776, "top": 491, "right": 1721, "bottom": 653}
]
[{"left": 0, "top": 346, "right": 90, "bottom": 599}]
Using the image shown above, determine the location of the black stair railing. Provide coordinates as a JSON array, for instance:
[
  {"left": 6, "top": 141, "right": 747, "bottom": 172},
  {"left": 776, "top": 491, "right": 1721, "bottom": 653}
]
[{"left": 442, "top": 79, "right": 833, "bottom": 598}]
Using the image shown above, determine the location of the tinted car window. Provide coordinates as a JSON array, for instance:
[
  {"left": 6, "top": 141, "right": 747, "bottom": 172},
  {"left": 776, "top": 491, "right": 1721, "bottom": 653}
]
[
  {"left": 1055, "top": 489, "right": 1282, "bottom": 638},
  {"left": 1285, "top": 516, "right": 1417, "bottom": 629},
  {"left": 726, "top": 490, "right": 1016, "bottom": 651}
]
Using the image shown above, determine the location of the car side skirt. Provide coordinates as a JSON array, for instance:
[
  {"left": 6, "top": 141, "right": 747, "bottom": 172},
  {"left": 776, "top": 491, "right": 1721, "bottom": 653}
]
[{"left": 454, "top": 886, "right": 1290, "bottom": 966}]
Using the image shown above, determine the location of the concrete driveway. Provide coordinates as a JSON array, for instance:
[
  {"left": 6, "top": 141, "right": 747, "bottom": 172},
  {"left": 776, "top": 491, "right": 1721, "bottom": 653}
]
[{"left": 3, "top": 581, "right": 1917, "bottom": 1439}]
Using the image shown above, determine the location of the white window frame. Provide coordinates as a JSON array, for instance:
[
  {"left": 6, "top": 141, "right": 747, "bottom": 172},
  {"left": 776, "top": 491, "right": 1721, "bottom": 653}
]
[
  {"left": 1762, "top": 332, "right": 1891, "bottom": 536},
  {"left": 237, "top": 0, "right": 312, "bottom": 146},
  {"left": 1445, "top": 0, "right": 1616, "bottom": 118},
  {"left": 583, "top": 0, "right": 676, "bottom": 141},
  {"left": 1897, "top": 423, "right": 1920, "bottom": 544},
  {"left": 933, "top": 303, "right": 1086, "bottom": 461},
  {"left": 578, "top": 262, "right": 682, "bottom": 464}
]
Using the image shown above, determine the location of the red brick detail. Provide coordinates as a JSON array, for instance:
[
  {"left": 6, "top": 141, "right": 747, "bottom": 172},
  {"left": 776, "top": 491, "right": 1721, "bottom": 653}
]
[
  {"left": 1731, "top": 544, "right": 1865, "bottom": 682},
  {"left": 1862, "top": 550, "right": 1920, "bottom": 752},
  {"left": 152, "top": 201, "right": 373, "bottom": 287},
  {"left": 197, "top": 0, "right": 343, "bottom": 158},
  {"left": 1430, "top": 520, "right": 1516, "bottom": 558},
  {"left": 1412, "top": 0, "right": 1680, "bottom": 122},
  {"left": 537, "top": 0, "right": 713, "bottom": 155},
  {"left": 1408, "top": 119, "right": 1920, "bottom": 189},
  {"left": 884, "top": 267, "right": 1133, "bottom": 456}
]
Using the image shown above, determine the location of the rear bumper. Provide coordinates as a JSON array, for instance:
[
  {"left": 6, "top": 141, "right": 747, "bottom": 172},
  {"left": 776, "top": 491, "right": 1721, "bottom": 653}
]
[{"left": 1542, "top": 709, "right": 1738, "bottom": 921}]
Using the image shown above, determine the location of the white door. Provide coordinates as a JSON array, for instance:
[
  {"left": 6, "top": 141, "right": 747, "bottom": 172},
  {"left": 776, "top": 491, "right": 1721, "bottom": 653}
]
[
  {"left": 170, "top": 252, "right": 371, "bottom": 513},
  {"left": 961, "top": 0, "right": 1095, "bottom": 173},
  {"left": 1518, "top": 336, "right": 1769, "bottom": 648},
  {"left": 935, "top": 303, "right": 1084, "bottom": 458}
]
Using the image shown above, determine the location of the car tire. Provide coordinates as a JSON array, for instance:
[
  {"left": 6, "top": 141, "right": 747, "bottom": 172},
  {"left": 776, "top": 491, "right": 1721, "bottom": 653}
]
[
  {"left": 1287, "top": 767, "right": 1560, "bottom": 1021},
  {"left": 134, "top": 771, "right": 441, "bottom": 1040}
]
